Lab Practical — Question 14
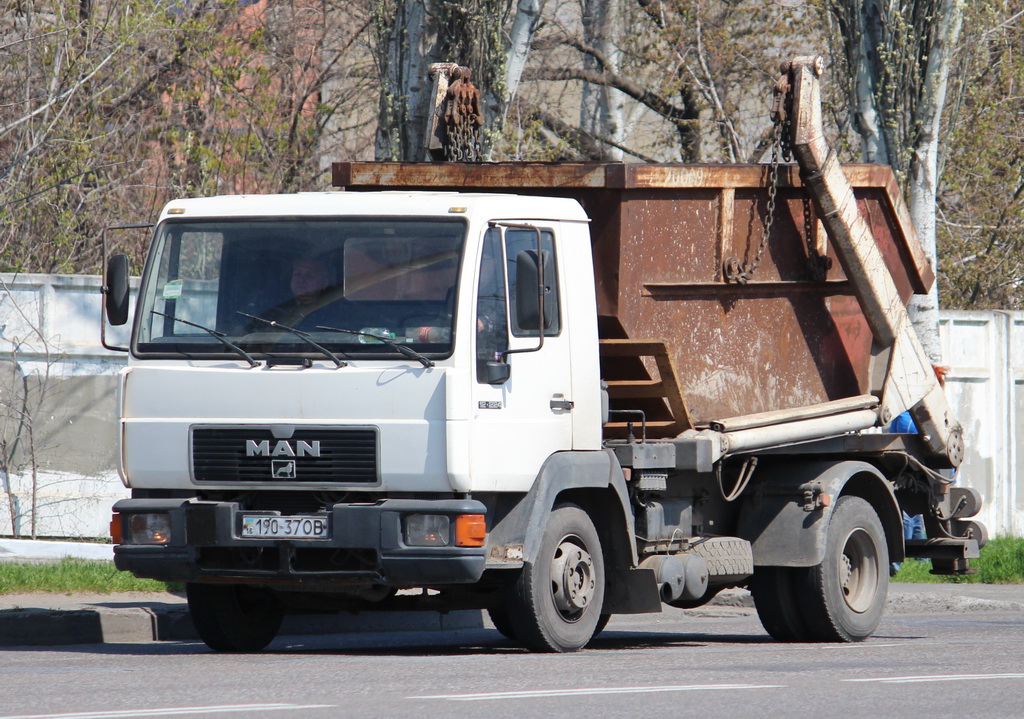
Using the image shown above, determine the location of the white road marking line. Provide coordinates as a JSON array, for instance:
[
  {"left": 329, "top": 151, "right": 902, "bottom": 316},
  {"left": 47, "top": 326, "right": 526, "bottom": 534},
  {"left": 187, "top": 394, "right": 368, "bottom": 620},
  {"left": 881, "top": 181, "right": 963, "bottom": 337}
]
[
  {"left": 0, "top": 704, "right": 335, "bottom": 719},
  {"left": 411, "top": 684, "right": 784, "bottom": 701},
  {"left": 845, "top": 673, "right": 1024, "bottom": 684}
]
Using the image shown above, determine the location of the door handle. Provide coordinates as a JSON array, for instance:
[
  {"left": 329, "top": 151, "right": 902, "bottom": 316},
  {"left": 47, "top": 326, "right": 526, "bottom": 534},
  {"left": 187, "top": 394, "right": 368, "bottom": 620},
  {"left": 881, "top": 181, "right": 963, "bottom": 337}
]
[{"left": 550, "top": 396, "right": 574, "bottom": 411}]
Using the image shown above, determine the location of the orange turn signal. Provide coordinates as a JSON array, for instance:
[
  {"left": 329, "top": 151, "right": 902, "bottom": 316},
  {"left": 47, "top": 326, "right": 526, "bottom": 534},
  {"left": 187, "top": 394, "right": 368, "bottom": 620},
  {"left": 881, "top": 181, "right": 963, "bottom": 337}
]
[
  {"left": 109, "top": 513, "right": 122, "bottom": 545},
  {"left": 455, "top": 514, "right": 487, "bottom": 547}
]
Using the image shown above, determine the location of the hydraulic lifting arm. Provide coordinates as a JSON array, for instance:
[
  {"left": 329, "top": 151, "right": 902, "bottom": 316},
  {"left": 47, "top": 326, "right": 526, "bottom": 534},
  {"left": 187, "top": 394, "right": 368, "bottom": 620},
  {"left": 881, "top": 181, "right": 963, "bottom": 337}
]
[{"left": 780, "top": 56, "right": 964, "bottom": 468}]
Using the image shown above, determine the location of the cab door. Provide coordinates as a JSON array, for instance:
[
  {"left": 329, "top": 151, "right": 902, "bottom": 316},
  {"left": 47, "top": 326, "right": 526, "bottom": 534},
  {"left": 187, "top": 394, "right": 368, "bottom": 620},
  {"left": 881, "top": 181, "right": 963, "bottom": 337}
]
[{"left": 470, "top": 224, "right": 574, "bottom": 492}]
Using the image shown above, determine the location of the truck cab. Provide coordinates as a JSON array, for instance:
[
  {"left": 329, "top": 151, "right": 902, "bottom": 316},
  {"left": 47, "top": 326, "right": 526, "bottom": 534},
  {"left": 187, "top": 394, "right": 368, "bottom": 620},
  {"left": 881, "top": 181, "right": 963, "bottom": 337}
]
[{"left": 110, "top": 191, "right": 619, "bottom": 650}]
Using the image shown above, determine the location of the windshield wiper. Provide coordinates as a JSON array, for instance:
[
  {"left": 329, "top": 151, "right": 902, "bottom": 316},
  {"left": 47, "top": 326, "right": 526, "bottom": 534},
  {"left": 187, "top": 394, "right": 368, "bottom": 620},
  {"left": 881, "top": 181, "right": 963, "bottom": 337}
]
[
  {"left": 317, "top": 325, "right": 435, "bottom": 368},
  {"left": 151, "top": 311, "right": 260, "bottom": 367},
  {"left": 237, "top": 312, "right": 347, "bottom": 368}
]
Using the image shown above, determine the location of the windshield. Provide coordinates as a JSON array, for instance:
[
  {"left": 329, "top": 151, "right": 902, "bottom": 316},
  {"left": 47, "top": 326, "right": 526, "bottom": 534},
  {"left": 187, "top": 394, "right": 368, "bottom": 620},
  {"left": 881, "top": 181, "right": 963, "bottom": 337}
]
[{"left": 135, "top": 217, "right": 465, "bottom": 360}]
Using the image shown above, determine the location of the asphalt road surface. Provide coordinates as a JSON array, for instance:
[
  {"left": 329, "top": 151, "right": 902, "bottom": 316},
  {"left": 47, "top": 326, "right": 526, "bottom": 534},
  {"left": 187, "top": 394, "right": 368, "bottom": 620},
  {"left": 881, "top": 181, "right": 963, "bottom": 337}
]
[{"left": 2, "top": 598, "right": 1022, "bottom": 719}]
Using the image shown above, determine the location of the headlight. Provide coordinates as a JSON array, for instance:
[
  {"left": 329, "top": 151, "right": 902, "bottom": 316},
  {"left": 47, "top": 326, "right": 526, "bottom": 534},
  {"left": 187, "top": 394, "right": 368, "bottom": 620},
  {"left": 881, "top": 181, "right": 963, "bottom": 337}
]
[
  {"left": 126, "top": 513, "right": 172, "bottom": 545},
  {"left": 404, "top": 514, "right": 450, "bottom": 547}
]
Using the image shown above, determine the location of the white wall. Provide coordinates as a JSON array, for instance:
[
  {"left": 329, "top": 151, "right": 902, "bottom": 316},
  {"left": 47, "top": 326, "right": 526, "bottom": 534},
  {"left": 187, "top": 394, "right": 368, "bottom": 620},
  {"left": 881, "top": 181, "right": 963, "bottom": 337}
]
[
  {"left": 939, "top": 311, "right": 1024, "bottom": 537},
  {"left": 0, "top": 274, "right": 130, "bottom": 538},
  {"left": 0, "top": 273, "right": 1020, "bottom": 538}
]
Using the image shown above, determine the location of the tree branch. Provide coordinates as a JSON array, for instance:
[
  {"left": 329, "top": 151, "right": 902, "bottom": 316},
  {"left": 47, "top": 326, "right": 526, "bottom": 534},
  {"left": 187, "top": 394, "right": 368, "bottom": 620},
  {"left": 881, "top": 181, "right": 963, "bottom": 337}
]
[{"left": 522, "top": 65, "right": 695, "bottom": 131}]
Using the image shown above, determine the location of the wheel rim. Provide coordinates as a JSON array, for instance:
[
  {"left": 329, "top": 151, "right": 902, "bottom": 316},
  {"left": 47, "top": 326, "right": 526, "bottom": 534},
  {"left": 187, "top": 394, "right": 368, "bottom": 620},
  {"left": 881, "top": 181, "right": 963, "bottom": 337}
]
[
  {"left": 838, "top": 527, "right": 879, "bottom": 613},
  {"left": 549, "top": 535, "right": 595, "bottom": 622}
]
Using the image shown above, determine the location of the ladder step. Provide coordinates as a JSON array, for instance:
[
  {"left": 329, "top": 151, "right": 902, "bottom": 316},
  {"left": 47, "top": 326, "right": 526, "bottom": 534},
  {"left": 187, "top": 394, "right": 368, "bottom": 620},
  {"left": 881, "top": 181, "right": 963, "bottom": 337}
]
[
  {"left": 605, "top": 379, "right": 668, "bottom": 399},
  {"left": 603, "top": 420, "right": 678, "bottom": 430}
]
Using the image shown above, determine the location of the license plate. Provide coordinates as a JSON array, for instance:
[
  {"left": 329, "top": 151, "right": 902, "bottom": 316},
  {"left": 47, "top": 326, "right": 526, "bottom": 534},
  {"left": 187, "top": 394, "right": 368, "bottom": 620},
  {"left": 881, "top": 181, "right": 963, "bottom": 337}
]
[{"left": 241, "top": 515, "right": 330, "bottom": 539}]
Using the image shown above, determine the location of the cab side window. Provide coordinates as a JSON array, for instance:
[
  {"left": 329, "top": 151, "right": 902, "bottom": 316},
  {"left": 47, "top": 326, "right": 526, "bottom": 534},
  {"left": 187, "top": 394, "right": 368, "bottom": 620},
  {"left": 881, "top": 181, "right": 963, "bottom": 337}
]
[
  {"left": 505, "top": 228, "right": 560, "bottom": 337},
  {"left": 476, "top": 228, "right": 509, "bottom": 382}
]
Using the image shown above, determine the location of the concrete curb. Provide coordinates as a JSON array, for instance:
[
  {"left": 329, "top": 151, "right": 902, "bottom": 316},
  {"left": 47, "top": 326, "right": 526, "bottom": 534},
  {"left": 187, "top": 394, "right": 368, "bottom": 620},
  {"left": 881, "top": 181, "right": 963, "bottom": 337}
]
[
  {"left": 0, "top": 601, "right": 485, "bottom": 647},
  {"left": 0, "top": 540, "right": 485, "bottom": 646}
]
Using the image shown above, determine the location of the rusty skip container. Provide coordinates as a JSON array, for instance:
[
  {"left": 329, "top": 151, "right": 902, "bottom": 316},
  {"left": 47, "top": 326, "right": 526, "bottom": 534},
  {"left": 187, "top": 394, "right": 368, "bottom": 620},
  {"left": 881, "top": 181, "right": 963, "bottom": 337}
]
[{"left": 332, "top": 161, "right": 933, "bottom": 439}]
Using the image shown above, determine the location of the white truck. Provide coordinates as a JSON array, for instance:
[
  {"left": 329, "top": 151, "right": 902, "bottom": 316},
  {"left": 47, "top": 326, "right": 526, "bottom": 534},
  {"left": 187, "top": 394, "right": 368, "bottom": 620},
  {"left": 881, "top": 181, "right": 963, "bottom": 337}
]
[{"left": 106, "top": 58, "right": 984, "bottom": 652}]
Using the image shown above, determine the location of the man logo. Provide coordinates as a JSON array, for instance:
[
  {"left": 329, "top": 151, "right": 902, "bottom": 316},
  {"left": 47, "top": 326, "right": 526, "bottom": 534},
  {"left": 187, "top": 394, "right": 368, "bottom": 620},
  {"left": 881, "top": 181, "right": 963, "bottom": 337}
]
[{"left": 245, "top": 439, "right": 321, "bottom": 458}]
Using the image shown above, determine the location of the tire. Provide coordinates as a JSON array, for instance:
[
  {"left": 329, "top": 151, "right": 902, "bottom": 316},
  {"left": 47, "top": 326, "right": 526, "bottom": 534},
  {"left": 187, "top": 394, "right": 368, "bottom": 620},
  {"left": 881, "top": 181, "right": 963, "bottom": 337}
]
[
  {"left": 505, "top": 504, "right": 605, "bottom": 652},
  {"left": 487, "top": 606, "right": 518, "bottom": 640},
  {"left": 186, "top": 583, "right": 285, "bottom": 652},
  {"left": 801, "top": 495, "right": 889, "bottom": 642},
  {"left": 750, "top": 566, "right": 814, "bottom": 642},
  {"left": 588, "top": 613, "right": 612, "bottom": 643}
]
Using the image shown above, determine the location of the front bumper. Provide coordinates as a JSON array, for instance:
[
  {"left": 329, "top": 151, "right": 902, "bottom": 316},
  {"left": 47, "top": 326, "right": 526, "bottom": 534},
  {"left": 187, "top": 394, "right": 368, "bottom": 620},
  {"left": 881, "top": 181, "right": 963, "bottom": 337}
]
[{"left": 112, "top": 497, "right": 487, "bottom": 586}]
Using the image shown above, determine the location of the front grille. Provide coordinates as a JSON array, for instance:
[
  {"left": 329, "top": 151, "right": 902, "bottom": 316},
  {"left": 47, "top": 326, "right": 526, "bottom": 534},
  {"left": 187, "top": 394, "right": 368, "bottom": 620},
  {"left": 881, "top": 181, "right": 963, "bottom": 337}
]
[{"left": 192, "top": 427, "right": 378, "bottom": 484}]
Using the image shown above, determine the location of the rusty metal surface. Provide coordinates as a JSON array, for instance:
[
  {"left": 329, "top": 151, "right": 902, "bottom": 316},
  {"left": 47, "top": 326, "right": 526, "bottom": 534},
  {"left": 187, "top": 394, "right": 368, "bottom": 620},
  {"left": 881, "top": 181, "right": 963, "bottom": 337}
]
[
  {"left": 332, "top": 162, "right": 932, "bottom": 293},
  {"left": 333, "top": 161, "right": 931, "bottom": 428},
  {"left": 332, "top": 162, "right": 612, "bottom": 189}
]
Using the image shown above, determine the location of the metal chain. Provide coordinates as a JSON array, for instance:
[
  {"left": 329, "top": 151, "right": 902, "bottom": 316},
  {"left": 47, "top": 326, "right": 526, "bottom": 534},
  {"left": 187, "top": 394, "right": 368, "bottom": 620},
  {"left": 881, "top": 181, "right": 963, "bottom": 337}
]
[
  {"left": 440, "top": 67, "right": 483, "bottom": 163},
  {"left": 724, "top": 121, "right": 782, "bottom": 284},
  {"left": 445, "top": 117, "right": 481, "bottom": 162},
  {"left": 803, "top": 197, "right": 832, "bottom": 281}
]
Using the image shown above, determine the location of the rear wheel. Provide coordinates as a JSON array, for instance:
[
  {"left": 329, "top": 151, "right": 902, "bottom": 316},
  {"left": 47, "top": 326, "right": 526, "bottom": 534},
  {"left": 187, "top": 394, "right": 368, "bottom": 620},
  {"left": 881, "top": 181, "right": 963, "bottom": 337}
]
[
  {"left": 505, "top": 504, "right": 605, "bottom": 652},
  {"left": 186, "top": 583, "right": 285, "bottom": 652},
  {"left": 750, "top": 567, "right": 813, "bottom": 642},
  {"left": 802, "top": 495, "right": 888, "bottom": 642}
]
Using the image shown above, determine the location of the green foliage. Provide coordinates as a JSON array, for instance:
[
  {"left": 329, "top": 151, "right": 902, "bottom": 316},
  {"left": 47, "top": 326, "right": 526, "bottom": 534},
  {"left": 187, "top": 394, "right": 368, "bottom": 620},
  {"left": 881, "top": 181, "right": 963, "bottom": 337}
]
[
  {"left": 0, "top": 558, "right": 180, "bottom": 595},
  {"left": 937, "top": 1, "right": 1024, "bottom": 309},
  {"left": 894, "top": 536, "right": 1024, "bottom": 584}
]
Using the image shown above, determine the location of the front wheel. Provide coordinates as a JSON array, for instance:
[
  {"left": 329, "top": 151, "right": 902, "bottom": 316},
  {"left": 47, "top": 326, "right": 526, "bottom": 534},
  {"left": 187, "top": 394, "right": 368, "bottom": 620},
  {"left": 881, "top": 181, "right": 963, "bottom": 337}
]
[
  {"left": 505, "top": 504, "right": 605, "bottom": 652},
  {"left": 186, "top": 583, "right": 285, "bottom": 652},
  {"left": 486, "top": 605, "right": 518, "bottom": 640},
  {"left": 802, "top": 495, "right": 889, "bottom": 642}
]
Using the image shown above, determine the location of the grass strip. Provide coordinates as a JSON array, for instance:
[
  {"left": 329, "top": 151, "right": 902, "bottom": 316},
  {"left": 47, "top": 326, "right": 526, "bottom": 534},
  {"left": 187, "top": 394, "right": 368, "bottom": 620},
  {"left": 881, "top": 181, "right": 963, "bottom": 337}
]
[{"left": 0, "top": 558, "right": 180, "bottom": 595}]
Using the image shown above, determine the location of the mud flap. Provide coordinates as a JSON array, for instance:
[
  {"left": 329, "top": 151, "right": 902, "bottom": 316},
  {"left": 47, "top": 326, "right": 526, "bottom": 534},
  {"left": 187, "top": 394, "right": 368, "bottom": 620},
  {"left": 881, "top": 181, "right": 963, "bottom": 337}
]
[{"left": 603, "top": 567, "right": 663, "bottom": 614}]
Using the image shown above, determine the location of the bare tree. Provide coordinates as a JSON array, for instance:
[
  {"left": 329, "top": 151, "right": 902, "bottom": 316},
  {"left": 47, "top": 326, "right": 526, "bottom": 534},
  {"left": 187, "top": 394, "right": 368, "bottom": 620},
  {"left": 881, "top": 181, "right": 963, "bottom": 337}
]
[
  {"left": 519, "top": 0, "right": 824, "bottom": 162},
  {"left": 0, "top": 0, "right": 377, "bottom": 274},
  {"left": 0, "top": 279, "right": 61, "bottom": 538}
]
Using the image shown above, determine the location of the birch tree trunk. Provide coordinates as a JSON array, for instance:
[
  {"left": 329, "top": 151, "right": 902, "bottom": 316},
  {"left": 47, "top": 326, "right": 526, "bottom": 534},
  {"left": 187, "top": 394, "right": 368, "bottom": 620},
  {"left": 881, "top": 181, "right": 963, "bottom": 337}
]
[
  {"left": 828, "top": 0, "right": 965, "bottom": 362},
  {"left": 504, "top": 0, "right": 544, "bottom": 116},
  {"left": 579, "top": 0, "right": 624, "bottom": 160},
  {"left": 373, "top": 0, "right": 440, "bottom": 161},
  {"left": 906, "top": 1, "right": 963, "bottom": 362}
]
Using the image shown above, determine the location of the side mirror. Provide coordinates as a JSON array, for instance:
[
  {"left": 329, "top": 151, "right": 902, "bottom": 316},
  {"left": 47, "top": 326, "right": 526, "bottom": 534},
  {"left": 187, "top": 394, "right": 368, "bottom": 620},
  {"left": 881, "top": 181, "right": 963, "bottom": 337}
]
[
  {"left": 484, "top": 360, "right": 511, "bottom": 385},
  {"left": 105, "top": 253, "right": 130, "bottom": 326},
  {"left": 515, "top": 249, "right": 555, "bottom": 332}
]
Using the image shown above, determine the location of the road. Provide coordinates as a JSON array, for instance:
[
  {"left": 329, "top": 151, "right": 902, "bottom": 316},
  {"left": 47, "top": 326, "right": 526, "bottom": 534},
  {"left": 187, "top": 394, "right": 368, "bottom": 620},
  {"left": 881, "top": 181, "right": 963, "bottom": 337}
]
[{"left": 1, "top": 599, "right": 1023, "bottom": 719}]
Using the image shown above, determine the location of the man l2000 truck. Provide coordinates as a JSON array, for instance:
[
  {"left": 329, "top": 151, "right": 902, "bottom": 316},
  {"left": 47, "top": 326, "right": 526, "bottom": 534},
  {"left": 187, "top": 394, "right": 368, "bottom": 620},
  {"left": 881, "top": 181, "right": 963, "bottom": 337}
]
[{"left": 106, "top": 58, "right": 983, "bottom": 652}]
